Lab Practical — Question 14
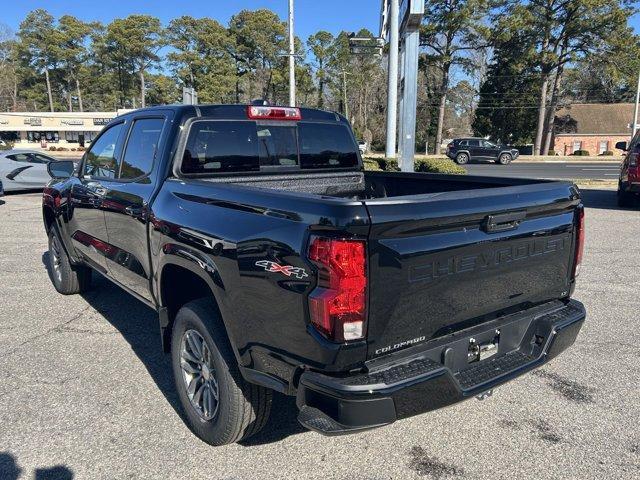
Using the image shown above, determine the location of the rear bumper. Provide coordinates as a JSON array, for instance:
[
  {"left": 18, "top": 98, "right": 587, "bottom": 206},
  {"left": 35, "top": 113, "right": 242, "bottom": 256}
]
[{"left": 296, "top": 299, "right": 585, "bottom": 435}]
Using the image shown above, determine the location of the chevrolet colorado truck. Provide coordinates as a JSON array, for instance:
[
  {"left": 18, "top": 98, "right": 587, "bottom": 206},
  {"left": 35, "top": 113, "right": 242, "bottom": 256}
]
[{"left": 43, "top": 104, "right": 586, "bottom": 446}]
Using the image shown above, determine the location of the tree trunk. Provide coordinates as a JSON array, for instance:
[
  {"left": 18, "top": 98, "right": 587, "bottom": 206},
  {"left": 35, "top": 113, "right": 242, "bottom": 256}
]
[
  {"left": 67, "top": 91, "right": 73, "bottom": 112},
  {"left": 435, "top": 66, "right": 450, "bottom": 155},
  {"left": 44, "top": 68, "right": 54, "bottom": 112},
  {"left": 139, "top": 69, "right": 146, "bottom": 108},
  {"left": 12, "top": 73, "right": 17, "bottom": 111},
  {"left": 533, "top": 73, "right": 549, "bottom": 155},
  {"left": 76, "top": 78, "right": 84, "bottom": 112},
  {"left": 542, "top": 67, "right": 564, "bottom": 155}
]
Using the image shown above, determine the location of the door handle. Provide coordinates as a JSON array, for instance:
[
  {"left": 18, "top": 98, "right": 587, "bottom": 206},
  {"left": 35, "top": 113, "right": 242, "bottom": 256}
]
[
  {"left": 483, "top": 211, "right": 526, "bottom": 233},
  {"left": 125, "top": 206, "right": 143, "bottom": 217}
]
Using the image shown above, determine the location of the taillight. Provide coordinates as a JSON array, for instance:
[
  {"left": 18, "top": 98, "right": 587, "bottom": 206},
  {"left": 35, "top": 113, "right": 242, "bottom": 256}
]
[
  {"left": 307, "top": 236, "right": 367, "bottom": 342},
  {"left": 572, "top": 207, "right": 585, "bottom": 278},
  {"left": 629, "top": 152, "right": 639, "bottom": 180},
  {"left": 247, "top": 105, "right": 301, "bottom": 120}
]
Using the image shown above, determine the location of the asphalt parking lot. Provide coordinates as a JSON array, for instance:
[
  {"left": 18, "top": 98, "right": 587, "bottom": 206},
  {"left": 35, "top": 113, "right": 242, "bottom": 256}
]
[
  {"left": 463, "top": 161, "right": 621, "bottom": 180},
  {"left": 0, "top": 189, "right": 638, "bottom": 480}
]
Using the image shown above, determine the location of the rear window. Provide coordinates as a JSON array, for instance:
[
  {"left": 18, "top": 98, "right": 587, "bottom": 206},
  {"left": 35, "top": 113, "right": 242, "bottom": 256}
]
[{"left": 180, "top": 120, "right": 358, "bottom": 175}]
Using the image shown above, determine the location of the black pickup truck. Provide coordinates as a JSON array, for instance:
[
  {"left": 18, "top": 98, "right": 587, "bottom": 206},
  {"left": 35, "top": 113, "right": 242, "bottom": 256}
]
[{"left": 43, "top": 104, "right": 586, "bottom": 446}]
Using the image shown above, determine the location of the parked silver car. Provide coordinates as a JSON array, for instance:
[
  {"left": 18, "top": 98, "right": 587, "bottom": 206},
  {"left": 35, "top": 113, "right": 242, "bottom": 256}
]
[{"left": 0, "top": 150, "right": 60, "bottom": 191}]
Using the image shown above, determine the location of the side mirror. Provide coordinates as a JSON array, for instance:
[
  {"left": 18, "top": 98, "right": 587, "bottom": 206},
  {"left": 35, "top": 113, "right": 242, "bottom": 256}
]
[
  {"left": 47, "top": 160, "right": 75, "bottom": 179},
  {"left": 615, "top": 141, "right": 628, "bottom": 151}
]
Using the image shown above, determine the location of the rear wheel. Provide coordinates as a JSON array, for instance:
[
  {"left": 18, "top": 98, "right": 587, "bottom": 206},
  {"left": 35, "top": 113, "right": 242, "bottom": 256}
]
[
  {"left": 455, "top": 153, "right": 469, "bottom": 165},
  {"left": 171, "top": 298, "right": 272, "bottom": 445},
  {"left": 497, "top": 153, "right": 512, "bottom": 165},
  {"left": 47, "top": 227, "right": 92, "bottom": 295}
]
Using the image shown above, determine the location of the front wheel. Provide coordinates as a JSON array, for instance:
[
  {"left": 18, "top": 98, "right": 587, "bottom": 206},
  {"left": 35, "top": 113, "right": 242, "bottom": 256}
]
[
  {"left": 171, "top": 298, "right": 272, "bottom": 445},
  {"left": 497, "top": 153, "right": 512, "bottom": 165},
  {"left": 47, "top": 227, "right": 92, "bottom": 295},
  {"left": 455, "top": 153, "right": 469, "bottom": 165}
]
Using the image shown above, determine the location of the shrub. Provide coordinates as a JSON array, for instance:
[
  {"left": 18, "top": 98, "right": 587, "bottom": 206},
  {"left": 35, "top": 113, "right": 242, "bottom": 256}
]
[
  {"left": 599, "top": 150, "right": 614, "bottom": 156},
  {"left": 49, "top": 146, "right": 57, "bottom": 151},
  {"left": 362, "top": 159, "right": 382, "bottom": 171},
  {"left": 572, "top": 149, "right": 590, "bottom": 156},
  {"left": 547, "top": 149, "right": 556, "bottom": 156},
  {"left": 363, "top": 157, "right": 466, "bottom": 175},
  {"left": 371, "top": 157, "right": 399, "bottom": 171},
  {"left": 76, "top": 146, "right": 86, "bottom": 151},
  {"left": 414, "top": 158, "right": 466, "bottom": 175}
]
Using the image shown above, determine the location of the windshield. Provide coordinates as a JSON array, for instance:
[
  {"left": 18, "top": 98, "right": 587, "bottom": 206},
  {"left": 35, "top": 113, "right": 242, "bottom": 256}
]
[{"left": 180, "top": 120, "right": 359, "bottom": 175}]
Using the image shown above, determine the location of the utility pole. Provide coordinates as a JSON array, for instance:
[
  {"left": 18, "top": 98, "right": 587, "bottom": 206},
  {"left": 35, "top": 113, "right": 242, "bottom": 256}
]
[
  {"left": 633, "top": 70, "right": 640, "bottom": 139},
  {"left": 385, "top": 0, "right": 399, "bottom": 159},
  {"left": 288, "top": 0, "right": 296, "bottom": 107}
]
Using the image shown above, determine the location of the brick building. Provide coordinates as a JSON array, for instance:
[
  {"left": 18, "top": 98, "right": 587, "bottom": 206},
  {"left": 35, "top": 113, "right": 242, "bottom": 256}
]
[{"left": 553, "top": 103, "right": 635, "bottom": 156}]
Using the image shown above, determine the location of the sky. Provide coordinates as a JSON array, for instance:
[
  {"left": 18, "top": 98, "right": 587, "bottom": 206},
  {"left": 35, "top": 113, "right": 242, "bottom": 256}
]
[
  {"left": 1, "top": 0, "right": 382, "bottom": 39},
  {"left": 2, "top": 1, "right": 638, "bottom": 41}
]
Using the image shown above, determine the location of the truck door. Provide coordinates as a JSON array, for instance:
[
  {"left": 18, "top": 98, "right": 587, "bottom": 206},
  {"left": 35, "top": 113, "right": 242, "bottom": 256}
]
[
  {"left": 101, "top": 114, "right": 169, "bottom": 303},
  {"left": 68, "top": 121, "right": 126, "bottom": 272},
  {"left": 467, "top": 139, "right": 483, "bottom": 160}
]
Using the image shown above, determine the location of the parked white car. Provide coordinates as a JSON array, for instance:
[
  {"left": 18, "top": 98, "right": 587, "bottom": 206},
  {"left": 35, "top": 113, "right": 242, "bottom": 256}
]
[
  {"left": 358, "top": 140, "right": 367, "bottom": 154},
  {"left": 0, "top": 150, "right": 60, "bottom": 192}
]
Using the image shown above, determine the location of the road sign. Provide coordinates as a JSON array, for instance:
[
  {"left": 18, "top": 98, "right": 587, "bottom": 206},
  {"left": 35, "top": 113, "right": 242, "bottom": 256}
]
[{"left": 400, "top": 0, "right": 424, "bottom": 31}]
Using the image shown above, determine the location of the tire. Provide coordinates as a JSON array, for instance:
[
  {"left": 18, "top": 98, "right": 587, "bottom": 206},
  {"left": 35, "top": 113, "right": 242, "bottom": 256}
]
[
  {"left": 455, "top": 153, "right": 469, "bottom": 165},
  {"left": 171, "top": 298, "right": 272, "bottom": 445},
  {"left": 47, "top": 227, "right": 92, "bottom": 295},
  {"left": 617, "top": 185, "right": 635, "bottom": 207},
  {"left": 497, "top": 153, "right": 512, "bottom": 165}
]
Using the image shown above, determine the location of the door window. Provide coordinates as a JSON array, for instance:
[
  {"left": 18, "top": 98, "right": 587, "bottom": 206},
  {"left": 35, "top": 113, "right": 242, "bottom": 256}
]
[
  {"left": 6, "top": 153, "right": 31, "bottom": 162},
  {"left": 83, "top": 123, "right": 124, "bottom": 179},
  {"left": 467, "top": 139, "right": 480, "bottom": 147},
  {"left": 119, "top": 118, "right": 165, "bottom": 179},
  {"left": 29, "top": 153, "right": 54, "bottom": 164}
]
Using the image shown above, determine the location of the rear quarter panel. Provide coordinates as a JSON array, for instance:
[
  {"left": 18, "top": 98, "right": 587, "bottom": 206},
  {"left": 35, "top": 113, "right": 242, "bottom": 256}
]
[{"left": 150, "top": 178, "right": 371, "bottom": 382}]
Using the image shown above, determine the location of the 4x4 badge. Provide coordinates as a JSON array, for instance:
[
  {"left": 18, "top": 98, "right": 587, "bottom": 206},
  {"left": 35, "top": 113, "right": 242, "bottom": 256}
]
[{"left": 255, "top": 260, "right": 308, "bottom": 279}]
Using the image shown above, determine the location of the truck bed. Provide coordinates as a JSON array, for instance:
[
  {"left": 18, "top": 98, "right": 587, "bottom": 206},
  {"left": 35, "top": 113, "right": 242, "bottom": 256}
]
[
  {"left": 198, "top": 170, "right": 555, "bottom": 200},
  {"left": 186, "top": 170, "right": 580, "bottom": 361}
]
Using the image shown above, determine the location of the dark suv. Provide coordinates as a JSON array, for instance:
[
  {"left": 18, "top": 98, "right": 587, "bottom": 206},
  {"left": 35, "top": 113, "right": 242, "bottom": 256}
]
[
  {"left": 615, "top": 134, "right": 639, "bottom": 207},
  {"left": 446, "top": 138, "right": 520, "bottom": 165}
]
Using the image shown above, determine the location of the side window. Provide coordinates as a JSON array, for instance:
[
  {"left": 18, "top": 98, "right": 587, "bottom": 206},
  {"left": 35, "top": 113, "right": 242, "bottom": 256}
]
[
  {"left": 6, "top": 153, "right": 31, "bottom": 162},
  {"left": 29, "top": 154, "right": 53, "bottom": 164},
  {"left": 468, "top": 140, "right": 480, "bottom": 147},
  {"left": 181, "top": 121, "right": 259, "bottom": 174},
  {"left": 120, "top": 118, "right": 165, "bottom": 179},
  {"left": 84, "top": 123, "right": 124, "bottom": 179},
  {"left": 458, "top": 140, "right": 467, "bottom": 147},
  {"left": 483, "top": 140, "right": 496, "bottom": 148},
  {"left": 629, "top": 131, "right": 640, "bottom": 152}
]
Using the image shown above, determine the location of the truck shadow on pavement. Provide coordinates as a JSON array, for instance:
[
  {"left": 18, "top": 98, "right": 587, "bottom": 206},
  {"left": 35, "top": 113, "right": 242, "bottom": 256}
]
[
  {"left": 579, "top": 188, "right": 637, "bottom": 211},
  {"left": 0, "top": 452, "right": 74, "bottom": 480},
  {"left": 41, "top": 254, "right": 305, "bottom": 446}
]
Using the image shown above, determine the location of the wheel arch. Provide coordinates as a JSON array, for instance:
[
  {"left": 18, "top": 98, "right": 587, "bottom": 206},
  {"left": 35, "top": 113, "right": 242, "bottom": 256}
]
[{"left": 156, "top": 254, "right": 239, "bottom": 363}]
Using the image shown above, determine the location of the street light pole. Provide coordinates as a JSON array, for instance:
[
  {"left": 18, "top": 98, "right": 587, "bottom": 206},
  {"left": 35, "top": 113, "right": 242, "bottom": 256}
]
[
  {"left": 385, "top": 0, "right": 399, "bottom": 159},
  {"left": 288, "top": 0, "right": 296, "bottom": 107},
  {"left": 633, "top": 70, "right": 640, "bottom": 139}
]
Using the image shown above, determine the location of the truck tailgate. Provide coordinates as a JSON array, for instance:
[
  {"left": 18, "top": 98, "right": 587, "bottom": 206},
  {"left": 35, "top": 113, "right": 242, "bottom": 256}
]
[{"left": 363, "top": 181, "right": 581, "bottom": 360}]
